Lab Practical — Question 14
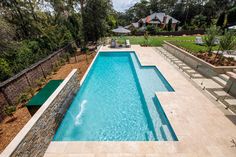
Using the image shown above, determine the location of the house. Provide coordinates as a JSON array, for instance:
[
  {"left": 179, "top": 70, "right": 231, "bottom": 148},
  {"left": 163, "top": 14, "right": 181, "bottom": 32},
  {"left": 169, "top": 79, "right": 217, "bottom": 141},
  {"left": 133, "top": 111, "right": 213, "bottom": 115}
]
[{"left": 127, "top": 12, "right": 179, "bottom": 30}]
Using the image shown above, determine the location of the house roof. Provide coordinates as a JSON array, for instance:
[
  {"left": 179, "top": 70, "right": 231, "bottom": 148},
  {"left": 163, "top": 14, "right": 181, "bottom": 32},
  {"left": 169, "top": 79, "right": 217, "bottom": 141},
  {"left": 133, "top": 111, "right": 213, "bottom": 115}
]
[
  {"left": 132, "top": 22, "right": 139, "bottom": 28},
  {"left": 139, "top": 12, "right": 179, "bottom": 24},
  {"left": 124, "top": 22, "right": 139, "bottom": 29}
]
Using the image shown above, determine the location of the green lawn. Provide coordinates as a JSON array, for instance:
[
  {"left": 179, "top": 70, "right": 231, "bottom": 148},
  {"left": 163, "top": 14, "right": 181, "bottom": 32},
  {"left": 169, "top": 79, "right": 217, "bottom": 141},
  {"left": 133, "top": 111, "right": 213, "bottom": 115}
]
[
  {"left": 116, "top": 36, "right": 196, "bottom": 46},
  {"left": 116, "top": 36, "right": 219, "bottom": 53},
  {"left": 170, "top": 41, "right": 219, "bottom": 53}
]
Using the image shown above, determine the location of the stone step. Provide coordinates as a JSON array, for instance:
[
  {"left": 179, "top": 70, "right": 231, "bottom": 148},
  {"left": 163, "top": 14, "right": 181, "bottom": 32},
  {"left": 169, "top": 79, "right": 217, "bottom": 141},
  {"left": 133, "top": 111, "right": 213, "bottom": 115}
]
[
  {"left": 233, "top": 69, "right": 236, "bottom": 73},
  {"left": 226, "top": 71, "right": 236, "bottom": 78},
  {"left": 212, "top": 76, "right": 227, "bottom": 87},
  {"left": 219, "top": 74, "right": 230, "bottom": 82}
]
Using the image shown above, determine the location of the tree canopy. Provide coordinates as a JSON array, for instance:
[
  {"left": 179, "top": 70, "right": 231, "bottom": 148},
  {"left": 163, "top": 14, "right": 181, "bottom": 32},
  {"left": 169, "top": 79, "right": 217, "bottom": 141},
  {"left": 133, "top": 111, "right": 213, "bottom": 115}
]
[
  {"left": 0, "top": 0, "right": 236, "bottom": 82},
  {"left": 117, "top": 0, "right": 236, "bottom": 29},
  {"left": 0, "top": 0, "right": 113, "bottom": 82}
]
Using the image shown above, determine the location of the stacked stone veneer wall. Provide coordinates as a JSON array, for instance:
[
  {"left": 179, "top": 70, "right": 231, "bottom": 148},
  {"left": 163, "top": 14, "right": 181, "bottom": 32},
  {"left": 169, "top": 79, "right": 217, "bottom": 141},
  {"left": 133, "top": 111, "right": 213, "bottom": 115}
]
[
  {"left": 0, "top": 43, "right": 73, "bottom": 121},
  {"left": 1, "top": 69, "right": 78, "bottom": 157}
]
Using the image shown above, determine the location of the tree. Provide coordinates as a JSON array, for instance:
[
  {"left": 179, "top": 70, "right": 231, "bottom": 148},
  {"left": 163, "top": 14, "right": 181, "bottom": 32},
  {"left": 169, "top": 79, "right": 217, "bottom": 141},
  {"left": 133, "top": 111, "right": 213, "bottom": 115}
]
[
  {"left": 192, "top": 14, "right": 207, "bottom": 29},
  {"left": 167, "top": 18, "right": 173, "bottom": 31},
  {"left": 227, "top": 7, "right": 236, "bottom": 25},
  {"left": 216, "top": 12, "right": 226, "bottom": 29},
  {"left": 0, "top": 18, "right": 15, "bottom": 53},
  {"left": 83, "top": 0, "right": 112, "bottom": 42},
  {"left": 0, "top": 58, "right": 12, "bottom": 81}
]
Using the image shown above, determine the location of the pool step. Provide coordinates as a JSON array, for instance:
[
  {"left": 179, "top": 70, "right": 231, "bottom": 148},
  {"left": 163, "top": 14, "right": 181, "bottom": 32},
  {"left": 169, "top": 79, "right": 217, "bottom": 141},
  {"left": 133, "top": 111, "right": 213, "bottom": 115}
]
[
  {"left": 145, "top": 131, "right": 155, "bottom": 141},
  {"left": 160, "top": 125, "right": 173, "bottom": 141}
]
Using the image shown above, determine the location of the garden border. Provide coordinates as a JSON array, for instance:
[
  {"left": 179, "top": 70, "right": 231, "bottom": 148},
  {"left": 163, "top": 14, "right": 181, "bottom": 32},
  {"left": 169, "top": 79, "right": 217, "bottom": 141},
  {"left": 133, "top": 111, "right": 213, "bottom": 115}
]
[{"left": 163, "top": 41, "right": 236, "bottom": 75}]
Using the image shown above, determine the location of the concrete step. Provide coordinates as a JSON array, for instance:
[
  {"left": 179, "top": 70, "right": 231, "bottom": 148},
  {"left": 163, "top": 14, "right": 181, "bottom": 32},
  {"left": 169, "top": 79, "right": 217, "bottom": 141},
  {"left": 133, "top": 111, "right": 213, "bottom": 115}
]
[
  {"left": 212, "top": 76, "right": 227, "bottom": 87},
  {"left": 219, "top": 74, "right": 230, "bottom": 82},
  {"left": 226, "top": 71, "right": 236, "bottom": 78},
  {"left": 233, "top": 69, "right": 236, "bottom": 73}
]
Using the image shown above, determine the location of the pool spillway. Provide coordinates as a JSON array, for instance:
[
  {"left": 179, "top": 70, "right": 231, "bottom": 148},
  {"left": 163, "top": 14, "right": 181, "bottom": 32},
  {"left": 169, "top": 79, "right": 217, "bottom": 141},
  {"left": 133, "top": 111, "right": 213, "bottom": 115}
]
[{"left": 53, "top": 52, "right": 177, "bottom": 141}]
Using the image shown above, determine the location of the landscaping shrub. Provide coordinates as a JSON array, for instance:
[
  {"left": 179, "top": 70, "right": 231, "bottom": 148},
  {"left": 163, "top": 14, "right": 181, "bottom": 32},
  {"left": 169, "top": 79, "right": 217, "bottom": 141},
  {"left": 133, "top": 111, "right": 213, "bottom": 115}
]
[
  {"left": 146, "top": 25, "right": 156, "bottom": 35},
  {"left": 18, "top": 93, "right": 30, "bottom": 104},
  {"left": 204, "top": 26, "right": 221, "bottom": 55},
  {"left": 4, "top": 106, "right": 16, "bottom": 117},
  {"left": 167, "top": 19, "right": 173, "bottom": 32},
  {"left": 219, "top": 31, "right": 236, "bottom": 54},
  {"left": 0, "top": 58, "right": 12, "bottom": 81}
]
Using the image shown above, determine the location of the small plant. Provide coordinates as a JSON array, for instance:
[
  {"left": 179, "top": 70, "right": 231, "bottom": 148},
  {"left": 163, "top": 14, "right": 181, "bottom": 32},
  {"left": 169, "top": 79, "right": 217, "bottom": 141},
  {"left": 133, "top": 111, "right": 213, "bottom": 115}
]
[
  {"left": 35, "top": 77, "right": 45, "bottom": 87},
  {"left": 62, "top": 53, "right": 70, "bottom": 62},
  {"left": 204, "top": 25, "right": 220, "bottom": 55},
  {"left": 18, "top": 92, "right": 30, "bottom": 104},
  {"left": 4, "top": 106, "right": 16, "bottom": 117},
  {"left": 219, "top": 31, "right": 236, "bottom": 54},
  {"left": 52, "top": 64, "right": 59, "bottom": 74},
  {"left": 60, "top": 58, "right": 66, "bottom": 65},
  {"left": 26, "top": 87, "right": 35, "bottom": 96},
  {"left": 144, "top": 31, "right": 149, "bottom": 46}
]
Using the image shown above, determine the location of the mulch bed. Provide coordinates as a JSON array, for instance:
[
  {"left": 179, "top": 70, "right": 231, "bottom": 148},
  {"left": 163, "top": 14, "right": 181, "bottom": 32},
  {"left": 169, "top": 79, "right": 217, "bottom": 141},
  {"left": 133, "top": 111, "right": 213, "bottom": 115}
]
[
  {"left": 0, "top": 107, "right": 31, "bottom": 153},
  {"left": 170, "top": 42, "right": 236, "bottom": 66},
  {"left": 195, "top": 52, "right": 236, "bottom": 66}
]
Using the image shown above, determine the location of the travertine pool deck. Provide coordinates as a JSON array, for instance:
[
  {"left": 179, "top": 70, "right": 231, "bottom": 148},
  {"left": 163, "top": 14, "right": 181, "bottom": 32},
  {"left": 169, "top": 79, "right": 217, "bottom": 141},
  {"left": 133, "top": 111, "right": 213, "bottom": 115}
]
[{"left": 44, "top": 45, "right": 236, "bottom": 157}]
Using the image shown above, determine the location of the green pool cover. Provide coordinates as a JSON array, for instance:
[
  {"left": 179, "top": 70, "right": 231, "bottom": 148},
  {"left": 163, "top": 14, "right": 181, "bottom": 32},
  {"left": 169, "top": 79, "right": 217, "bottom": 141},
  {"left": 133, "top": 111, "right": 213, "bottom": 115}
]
[{"left": 27, "top": 80, "right": 63, "bottom": 106}]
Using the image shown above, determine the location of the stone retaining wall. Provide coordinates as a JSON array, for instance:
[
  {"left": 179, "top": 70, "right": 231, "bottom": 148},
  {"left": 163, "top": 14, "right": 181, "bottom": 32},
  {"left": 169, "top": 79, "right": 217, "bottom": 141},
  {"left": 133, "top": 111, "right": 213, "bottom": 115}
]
[
  {"left": 0, "top": 43, "right": 73, "bottom": 121},
  {"left": 163, "top": 41, "right": 236, "bottom": 77},
  {"left": 1, "top": 69, "right": 78, "bottom": 157}
]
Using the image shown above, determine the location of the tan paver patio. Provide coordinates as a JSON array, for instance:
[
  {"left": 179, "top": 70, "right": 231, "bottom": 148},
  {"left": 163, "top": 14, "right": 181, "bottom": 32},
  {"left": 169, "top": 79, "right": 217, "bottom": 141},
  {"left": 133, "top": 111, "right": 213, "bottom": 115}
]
[{"left": 44, "top": 45, "right": 236, "bottom": 157}]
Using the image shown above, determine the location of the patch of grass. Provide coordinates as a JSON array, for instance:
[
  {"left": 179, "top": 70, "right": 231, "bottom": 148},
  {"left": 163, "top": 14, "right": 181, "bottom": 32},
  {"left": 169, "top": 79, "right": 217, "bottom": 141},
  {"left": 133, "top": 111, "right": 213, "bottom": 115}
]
[
  {"left": 116, "top": 36, "right": 196, "bottom": 46},
  {"left": 170, "top": 41, "right": 219, "bottom": 53},
  {"left": 116, "top": 36, "right": 221, "bottom": 53}
]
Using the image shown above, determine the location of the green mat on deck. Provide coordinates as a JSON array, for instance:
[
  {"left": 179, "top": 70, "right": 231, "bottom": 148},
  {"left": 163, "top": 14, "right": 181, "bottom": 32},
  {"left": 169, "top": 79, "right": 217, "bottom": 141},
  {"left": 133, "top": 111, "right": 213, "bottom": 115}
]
[{"left": 27, "top": 80, "right": 63, "bottom": 106}]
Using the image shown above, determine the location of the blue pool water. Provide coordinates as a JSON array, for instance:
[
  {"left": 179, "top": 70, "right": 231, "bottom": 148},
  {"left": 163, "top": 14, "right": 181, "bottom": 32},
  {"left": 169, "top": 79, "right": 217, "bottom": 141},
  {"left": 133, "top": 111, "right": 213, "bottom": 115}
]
[{"left": 54, "top": 52, "right": 177, "bottom": 141}]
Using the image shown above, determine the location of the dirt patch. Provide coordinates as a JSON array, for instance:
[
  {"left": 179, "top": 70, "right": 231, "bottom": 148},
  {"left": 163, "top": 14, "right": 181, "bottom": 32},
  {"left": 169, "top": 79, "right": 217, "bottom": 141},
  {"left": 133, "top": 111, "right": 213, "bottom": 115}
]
[
  {"left": 0, "top": 52, "right": 96, "bottom": 153},
  {"left": 0, "top": 107, "right": 31, "bottom": 153},
  {"left": 50, "top": 52, "right": 96, "bottom": 80}
]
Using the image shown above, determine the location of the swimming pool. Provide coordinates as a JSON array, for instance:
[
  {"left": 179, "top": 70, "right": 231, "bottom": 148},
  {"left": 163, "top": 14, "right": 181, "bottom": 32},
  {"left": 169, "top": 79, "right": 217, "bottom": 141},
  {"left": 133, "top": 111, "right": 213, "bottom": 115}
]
[{"left": 54, "top": 52, "right": 177, "bottom": 141}]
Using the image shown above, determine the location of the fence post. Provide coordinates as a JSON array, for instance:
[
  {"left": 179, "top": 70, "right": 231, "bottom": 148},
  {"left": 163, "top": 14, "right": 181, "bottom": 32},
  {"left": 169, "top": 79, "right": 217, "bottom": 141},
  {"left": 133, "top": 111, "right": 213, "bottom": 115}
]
[
  {"left": 0, "top": 88, "right": 12, "bottom": 105},
  {"left": 39, "top": 65, "right": 47, "bottom": 79},
  {"left": 24, "top": 73, "right": 31, "bottom": 87}
]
